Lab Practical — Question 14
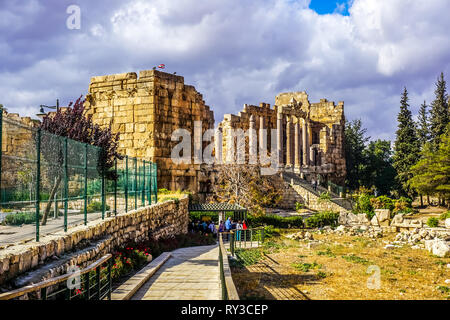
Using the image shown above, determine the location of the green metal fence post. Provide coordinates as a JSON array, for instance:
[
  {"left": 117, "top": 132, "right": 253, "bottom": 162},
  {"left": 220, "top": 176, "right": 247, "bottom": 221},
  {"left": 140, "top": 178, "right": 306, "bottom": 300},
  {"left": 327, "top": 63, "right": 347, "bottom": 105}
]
[
  {"left": 154, "top": 162, "right": 158, "bottom": 203},
  {"left": 101, "top": 167, "right": 105, "bottom": 220},
  {"left": 114, "top": 158, "right": 117, "bottom": 216},
  {"left": 134, "top": 157, "right": 137, "bottom": 210},
  {"left": 64, "top": 137, "right": 68, "bottom": 232},
  {"left": 148, "top": 162, "right": 153, "bottom": 205},
  {"left": 142, "top": 160, "right": 145, "bottom": 207},
  {"left": 35, "top": 128, "right": 41, "bottom": 242},
  {"left": 125, "top": 156, "right": 128, "bottom": 213},
  {"left": 84, "top": 143, "right": 88, "bottom": 225}
]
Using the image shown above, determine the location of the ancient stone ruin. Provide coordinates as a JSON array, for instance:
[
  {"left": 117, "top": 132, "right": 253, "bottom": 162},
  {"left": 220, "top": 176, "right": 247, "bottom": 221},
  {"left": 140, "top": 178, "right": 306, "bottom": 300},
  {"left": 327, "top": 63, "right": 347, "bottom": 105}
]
[
  {"left": 84, "top": 70, "right": 215, "bottom": 194},
  {"left": 219, "top": 92, "right": 346, "bottom": 184}
]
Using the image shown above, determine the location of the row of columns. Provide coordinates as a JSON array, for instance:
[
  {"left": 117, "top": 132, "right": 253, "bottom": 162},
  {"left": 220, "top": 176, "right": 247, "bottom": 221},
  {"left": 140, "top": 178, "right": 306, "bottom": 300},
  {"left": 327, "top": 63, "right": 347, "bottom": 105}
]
[
  {"left": 220, "top": 113, "right": 315, "bottom": 169},
  {"left": 277, "top": 113, "right": 310, "bottom": 170}
]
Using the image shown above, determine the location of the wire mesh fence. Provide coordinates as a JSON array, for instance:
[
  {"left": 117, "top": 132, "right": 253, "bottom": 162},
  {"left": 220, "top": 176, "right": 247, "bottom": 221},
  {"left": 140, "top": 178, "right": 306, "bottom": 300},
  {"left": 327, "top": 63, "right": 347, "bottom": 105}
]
[{"left": 0, "top": 111, "right": 157, "bottom": 243}]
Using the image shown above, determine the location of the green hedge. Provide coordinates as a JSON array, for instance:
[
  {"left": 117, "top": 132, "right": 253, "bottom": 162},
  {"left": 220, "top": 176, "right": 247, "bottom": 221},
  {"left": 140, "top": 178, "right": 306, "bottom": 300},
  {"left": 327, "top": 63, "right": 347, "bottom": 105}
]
[
  {"left": 304, "top": 211, "right": 339, "bottom": 228},
  {"left": 4, "top": 212, "right": 41, "bottom": 225},
  {"left": 247, "top": 214, "right": 304, "bottom": 228}
]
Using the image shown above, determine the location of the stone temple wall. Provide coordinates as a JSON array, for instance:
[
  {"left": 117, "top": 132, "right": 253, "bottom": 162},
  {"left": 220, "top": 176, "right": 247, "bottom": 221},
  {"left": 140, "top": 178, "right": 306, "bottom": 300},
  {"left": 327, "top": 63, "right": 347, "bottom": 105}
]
[
  {"left": 219, "top": 92, "right": 346, "bottom": 184},
  {"left": 1, "top": 110, "right": 40, "bottom": 190},
  {"left": 84, "top": 70, "right": 215, "bottom": 193}
]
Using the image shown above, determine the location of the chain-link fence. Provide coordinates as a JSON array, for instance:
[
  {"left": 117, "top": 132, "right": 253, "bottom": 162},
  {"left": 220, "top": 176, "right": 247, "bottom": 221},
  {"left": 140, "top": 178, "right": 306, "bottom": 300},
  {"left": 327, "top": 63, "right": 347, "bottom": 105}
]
[{"left": 0, "top": 110, "right": 157, "bottom": 243}]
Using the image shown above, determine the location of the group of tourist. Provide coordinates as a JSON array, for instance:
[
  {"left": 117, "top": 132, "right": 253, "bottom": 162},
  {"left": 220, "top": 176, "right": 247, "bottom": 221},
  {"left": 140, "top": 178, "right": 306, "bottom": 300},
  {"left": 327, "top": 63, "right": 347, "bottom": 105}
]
[
  {"left": 189, "top": 220, "right": 218, "bottom": 236},
  {"left": 188, "top": 216, "right": 249, "bottom": 240},
  {"left": 218, "top": 217, "right": 248, "bottom": 240}
]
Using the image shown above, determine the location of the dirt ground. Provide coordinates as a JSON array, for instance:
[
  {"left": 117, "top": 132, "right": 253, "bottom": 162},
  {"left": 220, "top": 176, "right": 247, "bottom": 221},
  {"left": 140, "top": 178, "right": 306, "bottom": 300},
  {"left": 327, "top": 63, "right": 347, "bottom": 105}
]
[{"left": 231, "top": 229, "right": 450, "bottom": 300}]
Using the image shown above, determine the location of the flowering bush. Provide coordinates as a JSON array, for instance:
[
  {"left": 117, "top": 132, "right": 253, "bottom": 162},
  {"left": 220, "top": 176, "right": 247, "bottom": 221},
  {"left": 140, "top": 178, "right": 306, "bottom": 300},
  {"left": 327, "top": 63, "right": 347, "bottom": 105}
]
[{"left": 110, "top": 246, "right": 151, "bottom": 280}]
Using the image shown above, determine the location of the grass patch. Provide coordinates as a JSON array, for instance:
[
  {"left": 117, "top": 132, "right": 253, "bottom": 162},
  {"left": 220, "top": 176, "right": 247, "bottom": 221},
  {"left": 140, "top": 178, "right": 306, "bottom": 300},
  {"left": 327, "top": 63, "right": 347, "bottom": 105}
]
[
  {"left": 436, "top": 286, "right": 450, "bottom": 294},
  {"left": 316, "top": 271, "right": 328, "bottom": 279},
  {"left": 341, "top": 254, "right": 370, "bottom": 265},
  {"left": 291, "top": 262, "right": 321, "bottom": 272},
  {"left": 316, "top": 248, "right": 336, "bottom": 258},
  {"left": 232, "top": 249, "right": 263, "bottom": 267}
]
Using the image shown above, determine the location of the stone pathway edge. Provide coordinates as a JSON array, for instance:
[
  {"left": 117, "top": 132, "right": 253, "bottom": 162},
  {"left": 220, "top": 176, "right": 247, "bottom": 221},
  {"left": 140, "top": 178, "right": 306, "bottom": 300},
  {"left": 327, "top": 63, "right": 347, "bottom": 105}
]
[{"left": 111, "top": 252, "right": 172, "bottom": 300}]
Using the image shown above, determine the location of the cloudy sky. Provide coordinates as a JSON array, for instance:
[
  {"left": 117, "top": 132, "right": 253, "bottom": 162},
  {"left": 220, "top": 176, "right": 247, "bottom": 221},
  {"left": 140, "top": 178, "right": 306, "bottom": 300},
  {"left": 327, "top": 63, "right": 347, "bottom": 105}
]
[{"left": 1, "top": 0, "right": 450, "bottom": 141}]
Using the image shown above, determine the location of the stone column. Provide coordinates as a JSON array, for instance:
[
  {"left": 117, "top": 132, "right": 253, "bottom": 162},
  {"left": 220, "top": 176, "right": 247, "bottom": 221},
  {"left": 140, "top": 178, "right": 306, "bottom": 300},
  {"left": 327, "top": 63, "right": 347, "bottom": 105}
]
[
  {"left": 277, "top": 112, "right": 283, "bottom": 168},
  {"left": 302, "top": 119, "right": 309, "bottom": 166},
  {"left": 294, "top": 118, "right": 300, "bottom": 171},
  {"left": 249, "top": 115, "right": 257, "bottom": 164},
  {"left": 286, "top": 116, "right": 292, "bottom": 168},
  {"left": 310, "top": 146, "right": 315, "bottom": 166},
  {"left": 259, "top": 116, "right": 267, "bottom": 165},
  {"left": 214, "top": 127, "right": 223, "bottom": 164}
]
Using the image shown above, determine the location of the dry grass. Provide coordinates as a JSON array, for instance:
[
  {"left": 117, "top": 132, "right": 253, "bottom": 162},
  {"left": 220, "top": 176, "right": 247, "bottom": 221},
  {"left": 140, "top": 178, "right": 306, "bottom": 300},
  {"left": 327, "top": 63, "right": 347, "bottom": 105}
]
[{"left": 231, "top": 230, "right": 450, "bottom": 300}]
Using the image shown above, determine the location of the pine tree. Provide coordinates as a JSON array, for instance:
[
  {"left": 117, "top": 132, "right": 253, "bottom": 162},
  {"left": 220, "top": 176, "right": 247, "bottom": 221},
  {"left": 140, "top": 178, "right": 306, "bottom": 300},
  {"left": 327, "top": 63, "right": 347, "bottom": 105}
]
[
  {"left": 416, "top": 100, "right": 430, "bottom": 148},
  {"left": 393, "top": 87, "right": 420, "bottom": 197},
  {"left": 409, "top": 124, "right": 450, "bottom": 206},
  {"left": 429, "top": 72, "right": 449, "bottom": 149}
]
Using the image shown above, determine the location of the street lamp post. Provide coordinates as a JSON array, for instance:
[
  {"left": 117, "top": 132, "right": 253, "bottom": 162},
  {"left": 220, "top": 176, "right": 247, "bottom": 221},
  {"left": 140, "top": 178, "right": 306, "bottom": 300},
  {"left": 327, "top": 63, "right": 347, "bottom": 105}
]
[{"left": 36, "top": 99, "right": 60, "bottom": 119}]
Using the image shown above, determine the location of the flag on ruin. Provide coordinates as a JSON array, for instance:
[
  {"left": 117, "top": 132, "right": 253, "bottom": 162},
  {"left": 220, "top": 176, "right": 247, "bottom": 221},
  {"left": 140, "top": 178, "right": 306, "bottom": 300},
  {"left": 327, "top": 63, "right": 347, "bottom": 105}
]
[{"left": 158, "top": 64, "right": 165, "bottom": 69}]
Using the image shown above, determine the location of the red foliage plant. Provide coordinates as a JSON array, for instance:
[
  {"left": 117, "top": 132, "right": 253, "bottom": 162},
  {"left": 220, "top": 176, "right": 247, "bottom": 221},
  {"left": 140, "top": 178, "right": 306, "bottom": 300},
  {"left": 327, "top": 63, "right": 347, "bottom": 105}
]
[{"left": 39, "top": 95, "right": 122, "bottom": 180}]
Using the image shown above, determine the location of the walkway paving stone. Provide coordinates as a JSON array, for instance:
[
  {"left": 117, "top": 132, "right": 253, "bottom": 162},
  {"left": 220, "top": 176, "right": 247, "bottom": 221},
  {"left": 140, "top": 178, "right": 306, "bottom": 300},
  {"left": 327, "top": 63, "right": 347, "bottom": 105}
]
[{"left": 131, "top": 244, "right": 221, "bottom": 300}]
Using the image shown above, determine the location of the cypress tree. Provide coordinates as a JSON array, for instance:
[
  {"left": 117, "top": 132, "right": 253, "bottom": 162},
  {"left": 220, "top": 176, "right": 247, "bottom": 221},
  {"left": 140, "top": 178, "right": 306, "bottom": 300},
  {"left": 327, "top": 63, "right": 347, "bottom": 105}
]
[
  {"left": 429, "top": 72, "right": 449, "bottom": 149},
  {"left": 416, "top": 100, "right": 430, "bottom": 148},
  {"left": 393, "top": 87, "right": 420, "bottom": 197}
]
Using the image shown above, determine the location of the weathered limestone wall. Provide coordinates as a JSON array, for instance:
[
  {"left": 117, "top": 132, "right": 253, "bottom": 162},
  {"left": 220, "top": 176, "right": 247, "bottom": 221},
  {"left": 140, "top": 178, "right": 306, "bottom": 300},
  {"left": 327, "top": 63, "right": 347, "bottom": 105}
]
[
  {"left": 0, "top": 196, "right": 189, "bottom": 287},
  {"left": 84, "top": 70, "right": 215, "bottom": 193}
]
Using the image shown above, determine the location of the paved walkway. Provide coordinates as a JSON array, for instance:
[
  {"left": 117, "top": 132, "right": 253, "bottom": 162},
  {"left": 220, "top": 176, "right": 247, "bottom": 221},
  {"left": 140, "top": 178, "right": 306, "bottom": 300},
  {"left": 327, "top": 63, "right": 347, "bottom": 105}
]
[
  {"left": 131, "top": 245, "right": 221, "bottom": 300},
  {"left": 0, "top": 212, "right": 103, "bottom": 246}
]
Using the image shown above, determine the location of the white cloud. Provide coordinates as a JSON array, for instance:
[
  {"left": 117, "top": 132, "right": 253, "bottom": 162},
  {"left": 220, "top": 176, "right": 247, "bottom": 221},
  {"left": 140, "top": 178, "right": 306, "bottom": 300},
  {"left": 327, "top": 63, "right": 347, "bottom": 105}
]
[{"left": 0, "top": 0, "right": 449, "bottom": 142}]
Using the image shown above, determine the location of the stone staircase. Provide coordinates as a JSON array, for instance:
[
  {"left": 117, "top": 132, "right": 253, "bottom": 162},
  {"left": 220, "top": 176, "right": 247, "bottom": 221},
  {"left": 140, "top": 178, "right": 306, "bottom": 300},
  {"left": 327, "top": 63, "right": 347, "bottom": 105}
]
[{"left": 281, "top": 171, "right": 353, "bottom": 212}]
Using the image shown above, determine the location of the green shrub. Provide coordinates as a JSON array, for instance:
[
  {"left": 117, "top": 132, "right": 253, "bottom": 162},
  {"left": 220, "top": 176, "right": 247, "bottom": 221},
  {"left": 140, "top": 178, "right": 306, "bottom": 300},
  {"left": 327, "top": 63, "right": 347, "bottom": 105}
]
[
  {"left": 295, "top": 202, "right": 304, "bottom": 211},
  {"left": 353, "top": 193, "right": 374, "bottom": 216},
  {"left": 318, "top": 191, "right": 331, "bottom": 203},
  {"left": 304, "top": 211, "right": 339, "bottom": 228},
  {"left": 247, "top": 214, "right": 304, "bottom": 228},
  {"left": 158, "top": 188, "right": 171, "bottom": 194},
  {"left": 4, "top": 212, "right": 41, "bottom": 225},
  {"left": 427, "top": 217, "right": 439, "bottom": 228},
  {"left": 86, "top": 201, "right": 110, "bottom": 213},
  {"left": 159, "top": 196, "right": 180, "bottom": 204},
  {"left": 439, "top": 211, "right": 450, "bottom": 220},
  {"left": 370, "top": 195, "right": 394, "bottom": 211},
  {"left": 189, "top": 211, "right": 220, "bottom": 222},
  {"left": 393, "top": 197, "right": 412, "bottom": 214}
]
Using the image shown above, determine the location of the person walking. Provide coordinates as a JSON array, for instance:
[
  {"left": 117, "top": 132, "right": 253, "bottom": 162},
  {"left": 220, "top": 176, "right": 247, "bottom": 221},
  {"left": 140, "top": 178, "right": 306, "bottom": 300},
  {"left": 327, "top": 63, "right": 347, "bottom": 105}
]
[
  {"left": 236, "top": 220, "right": 243, "bottom": 241},
  {"left": 218, "top": 220, "right": 225, "bottom": 233},
  {"left": 242, "top": 220, "right": 248, "bottom": 230},
  {"left": 208, "top": 221, "right": 216, "bottom": 234},
  {"left": 225, "top": 217, "right": 232, "bottom": 240}
]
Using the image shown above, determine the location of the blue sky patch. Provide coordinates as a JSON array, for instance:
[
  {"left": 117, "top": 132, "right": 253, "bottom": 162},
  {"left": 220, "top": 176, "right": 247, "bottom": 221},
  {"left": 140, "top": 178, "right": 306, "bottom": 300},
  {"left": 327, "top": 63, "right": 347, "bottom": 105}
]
[{"left": 309, "top": 0, "right": 351, "bottom": 15}]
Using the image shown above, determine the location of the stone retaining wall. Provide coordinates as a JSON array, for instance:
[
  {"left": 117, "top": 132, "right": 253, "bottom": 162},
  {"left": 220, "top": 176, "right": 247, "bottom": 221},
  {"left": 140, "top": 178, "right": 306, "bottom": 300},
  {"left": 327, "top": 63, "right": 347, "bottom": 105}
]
[
  {"left": 0, "top": 196, "right": 189, "bottom": 288},
  {"left": 282, "top": 183, "right": 347, "bottom": 212}
]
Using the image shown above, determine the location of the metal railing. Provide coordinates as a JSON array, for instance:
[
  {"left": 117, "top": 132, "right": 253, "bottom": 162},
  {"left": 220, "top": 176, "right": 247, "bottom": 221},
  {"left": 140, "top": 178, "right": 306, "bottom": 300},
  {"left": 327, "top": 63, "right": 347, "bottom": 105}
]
[
  {"left": 0, "top": 110, "right": 158, "bottom": 242},
  {"left": 229, "top": 227, "right": 265, "bottom": 256},
  {"left": 218, "top": 233, "right": 239, "bottom": 300},
  {"left": 0, "top": 254, "right": 112, "bottom": 300}
]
